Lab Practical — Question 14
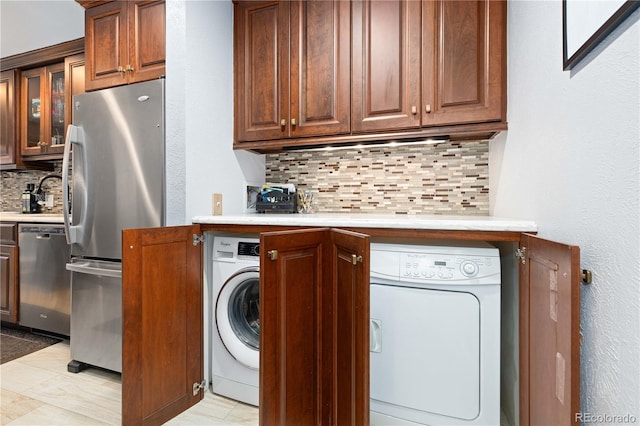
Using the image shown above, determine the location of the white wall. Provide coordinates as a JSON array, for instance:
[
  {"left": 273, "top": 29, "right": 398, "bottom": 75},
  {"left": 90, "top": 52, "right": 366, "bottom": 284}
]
[
  {"left": 165, "top": 0, "right": 264, "bottom": 224},
  {"left": 491, "top": 1, "right": 640, "bottom": 421},
  {"left": 0, "top": 0, "right": 84, "bottom": 57}
]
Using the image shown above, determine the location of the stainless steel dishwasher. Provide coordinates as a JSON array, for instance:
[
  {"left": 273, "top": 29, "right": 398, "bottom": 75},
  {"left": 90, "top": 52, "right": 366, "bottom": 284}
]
[{"left": 18, "top": 224, "right": 71, "bottom": 336}]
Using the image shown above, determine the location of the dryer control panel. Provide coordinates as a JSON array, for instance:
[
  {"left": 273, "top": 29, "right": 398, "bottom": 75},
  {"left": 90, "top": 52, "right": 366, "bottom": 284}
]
[{"left": 370, "top": 242, "right": 500, "bottom": 285}]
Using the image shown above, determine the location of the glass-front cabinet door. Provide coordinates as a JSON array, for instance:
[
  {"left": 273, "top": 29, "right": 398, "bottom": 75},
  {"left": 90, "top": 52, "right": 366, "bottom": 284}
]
[{"left": 21, "top": 63, "right": 66, "bottom": 159}]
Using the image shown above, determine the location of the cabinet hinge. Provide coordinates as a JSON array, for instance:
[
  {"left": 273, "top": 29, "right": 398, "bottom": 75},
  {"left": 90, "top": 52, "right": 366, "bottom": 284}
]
[
  {"left": 192, "top": 380, "right": 206, "bottom": 395},
  {"left": 515, "top": 247, "right": 527, "bottom": 264},
  {"left": 193, "top": 234, "right": 205, "bottom": 246}
]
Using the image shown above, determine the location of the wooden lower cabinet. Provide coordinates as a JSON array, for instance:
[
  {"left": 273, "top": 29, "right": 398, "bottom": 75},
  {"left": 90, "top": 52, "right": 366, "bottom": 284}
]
[
  {"left": 121, "top": 225, "right": 580, "bottom": 425},
  {"left": 260, "top": 228, "right": 369, "bottom": 425},
  {"left": 518, "top": 234, "right": 580, "bottom": 425},
  {"left": 0, "top": 222, "right": 19, "bottom": 323},
  {"left": 122, "top": 225, "right": 203, "bottom": 425},
  {"left": 0, "top": 244, "right": 19, "bottom": 323}
]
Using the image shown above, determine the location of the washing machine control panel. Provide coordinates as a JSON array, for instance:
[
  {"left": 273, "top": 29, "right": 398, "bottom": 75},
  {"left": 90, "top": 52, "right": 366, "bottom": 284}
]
[{"left": 399, "top": 252, "right": 498, "bottom": 282}]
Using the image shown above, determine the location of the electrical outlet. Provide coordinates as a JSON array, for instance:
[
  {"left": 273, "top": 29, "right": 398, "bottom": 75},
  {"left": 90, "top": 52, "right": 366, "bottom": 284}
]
[
  {"left": 212, "top": 193, "right": 223, "bottom": 215},
  {"left": 45, "top": 194, "right": 54, "bottom": 209}
]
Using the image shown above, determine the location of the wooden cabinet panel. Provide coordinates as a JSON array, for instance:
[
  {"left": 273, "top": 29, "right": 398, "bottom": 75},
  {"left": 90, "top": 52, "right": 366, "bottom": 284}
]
[
  {"left": 351, "top": 0, "right": 421, "bottom": 132},
  {"left": 122, "top": 225, "right": 203, "bottom": 425},
  {"left": 0, "top": 70, "right": 21, "bottom": 169},
  {"left": 85, "top": 1, "right": 128, "bottom": 90},
  {"left": 234, "top": 1, "right": 286, "bottom": 142},
  {"left": 130, "top": 1, "right": 166, "bottom": 83},
  {"left": 290, "top": 0, "right": 350, "bottom": 137},
  {"left": 65, "top": 53, "right": 86, "bottom": 126},
  {"left": 519, "top": 234, "right": 580, "bottom": 425},
  {"left": 234, "top": 0, "right": 350, "bottom": 144},
  {"left": 260, "top": 228, "right": 369, "bottom": 425},
  {"left": 422, "top": 0, "right": 505, "bottom": 126},
  {"left": 0, "top": 243, "right": 19, "bottom": 324},
  {"left": 84, "top": 1, "right": 165, "bottom": 91}
]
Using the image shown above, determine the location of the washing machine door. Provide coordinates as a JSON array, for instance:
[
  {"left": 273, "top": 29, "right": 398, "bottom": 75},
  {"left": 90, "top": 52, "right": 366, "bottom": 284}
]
[{"left": 216, "top": 267, "right": 260, "bottom": 370}]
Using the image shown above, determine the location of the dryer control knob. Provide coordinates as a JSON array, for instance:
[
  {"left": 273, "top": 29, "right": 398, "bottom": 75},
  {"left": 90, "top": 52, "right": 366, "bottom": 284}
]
[{"left": 461, "top": 261, "right": 479, "bottom": 277}]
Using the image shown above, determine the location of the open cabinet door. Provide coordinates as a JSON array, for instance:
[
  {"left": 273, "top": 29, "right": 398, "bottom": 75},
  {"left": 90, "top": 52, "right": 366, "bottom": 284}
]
[
  {"left": 260, "top": 228, "right": 370, "bottom": 425},
  {"left": 519, "top": 234, "right": 580, "bottom": 425},
  {"left": 122, "top": 225, "right": 204, "bottom": 425}
]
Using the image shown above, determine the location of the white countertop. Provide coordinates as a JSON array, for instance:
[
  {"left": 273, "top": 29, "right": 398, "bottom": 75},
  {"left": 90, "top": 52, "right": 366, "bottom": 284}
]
[
  {"left": 192, "top": 213, "right": 537, "bottom": 233},
  {"left": 0, "top": 212, "right": 65, "bottom": 224}
]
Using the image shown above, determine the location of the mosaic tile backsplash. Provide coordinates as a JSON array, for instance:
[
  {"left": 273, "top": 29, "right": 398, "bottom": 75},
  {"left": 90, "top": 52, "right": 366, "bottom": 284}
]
[
  {"left": 266, "top": 141, "right": 489, "bottom": 215},
  {"left": 1, "top": 162, "right": 67, "bottom": 214}
]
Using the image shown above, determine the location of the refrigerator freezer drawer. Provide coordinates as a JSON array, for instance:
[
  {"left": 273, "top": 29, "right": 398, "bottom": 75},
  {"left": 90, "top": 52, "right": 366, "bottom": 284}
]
[{"left": 69, "top": 260, "right": 122, "bottom": 373}]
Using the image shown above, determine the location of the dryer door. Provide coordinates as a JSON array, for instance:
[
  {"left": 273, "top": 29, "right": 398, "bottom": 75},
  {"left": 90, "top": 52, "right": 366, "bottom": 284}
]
[{"left": 216, "top": 268, "right": 260, "bottom": 369}]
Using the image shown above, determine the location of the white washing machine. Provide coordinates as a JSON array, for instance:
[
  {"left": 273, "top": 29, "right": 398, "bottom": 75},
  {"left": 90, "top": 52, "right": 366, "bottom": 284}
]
[
  {"left": 369, "top": 241, "right": 501, "bottom": 426},
  {"left": 211, "top": 235, "right": 260, "bottom": 406}
]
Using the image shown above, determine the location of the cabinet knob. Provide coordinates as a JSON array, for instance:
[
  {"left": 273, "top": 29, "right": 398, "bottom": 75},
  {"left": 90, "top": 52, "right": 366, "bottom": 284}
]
[
  {"left": 118, "top": 66, "right": 126, "bottom": 75},
  {"left": 280, "top": 119, "right": 287, "bottom": 127},
  {"left": 291, "top": 118, "right": 297, "bottom": 126},
  {"left": 411, "top": 106, "right": 417, "bottom": 115},
  {"left": 125, "top": 65, "right": 134, "bottom": 72},
  {"left": 425, "top": 104, "right": 432, "bottom": 113}
]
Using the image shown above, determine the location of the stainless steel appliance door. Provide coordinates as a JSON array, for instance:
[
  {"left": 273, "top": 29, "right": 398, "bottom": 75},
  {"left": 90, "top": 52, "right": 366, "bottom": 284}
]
[
  {"left": 18, "top": 224, "right": 71, "bottom": 336},
  {"left": 68, "top": 259, "right": 122, "bottom": 373},
  {"left": 69, "top": 79, "right": 165, "bottom": 259}
]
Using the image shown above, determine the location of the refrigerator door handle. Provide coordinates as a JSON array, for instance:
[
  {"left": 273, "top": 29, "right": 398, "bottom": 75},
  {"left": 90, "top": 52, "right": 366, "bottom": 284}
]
[
  {"left": 62, "top": 124, "right": 87, "bottom": 245},
  {"left": 66, "top": 262, "right": 122, "bottom": 278}
]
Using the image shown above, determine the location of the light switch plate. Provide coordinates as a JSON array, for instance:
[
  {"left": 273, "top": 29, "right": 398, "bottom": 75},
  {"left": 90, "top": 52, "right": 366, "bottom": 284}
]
[{"left": 212, "top": 193, "right": 223, "bottom": 215}]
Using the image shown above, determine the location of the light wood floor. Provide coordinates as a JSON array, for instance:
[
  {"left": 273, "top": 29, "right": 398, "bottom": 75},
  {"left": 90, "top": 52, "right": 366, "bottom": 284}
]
[{"left": 0, "top": 341, "right": 259, "bottom": 425}]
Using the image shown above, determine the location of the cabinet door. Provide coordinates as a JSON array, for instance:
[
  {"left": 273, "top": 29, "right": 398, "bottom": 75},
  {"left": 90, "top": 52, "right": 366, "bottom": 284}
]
[
  {"left": 234, "top": 1, "right": 289, "bottom": 143},
  {"left": 45, "top": 63, "right": 67, "bottom": 155},
  {"left": 260, "top": 228, "right": 369, "bottom": 425},
  {"left": 0, "top": 70, "right": 20, "bottom": 168},
  {"left": 65, "top": 53, "right": 86, "bottom": 126},
  {"left": 519, "top": 234, "right": 580, "bottom": 425},
  {"left": 122, "top": 225, "right": 203, "bottom": 425},
  {"left": 289, "top": 0, "right": 350, "bottom": 138},
  {"left": 20, "top": 67, "right": 45, "bottom": 157},
  {"left": 0, "top": 244, "right": 19, "bottom": 324},
  {"left": 351, "top": 0, "right": 421, "bottom": 133},
  {"left": 21, "top": 63, "right": 67, "bottom": 159},
  {"left": 422, "top": 0, "right": 506, "bottom": 126},
  {"left": 128, "top": 1, "right": 166, "bottom": 84},
  {"left": 85, "top": 1, "right": 129, "bottom": 91}
]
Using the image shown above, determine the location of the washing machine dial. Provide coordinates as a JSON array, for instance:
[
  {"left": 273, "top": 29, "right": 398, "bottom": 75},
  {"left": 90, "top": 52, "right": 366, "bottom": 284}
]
[{"left": 460, "top": 260, "right": 479, "bottom": 277}]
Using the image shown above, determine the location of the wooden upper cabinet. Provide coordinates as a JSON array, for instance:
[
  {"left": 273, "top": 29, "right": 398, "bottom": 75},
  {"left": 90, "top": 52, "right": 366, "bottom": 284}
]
[
  {"left": 20, "top": 63, "right": 67, "bottom": 159},
  {"left": 234, "top": 0, "right": 350, "bottom": 144},
  {"left": 0, "top": 70, "right": 20, "bottom": 169},
  {"left": 422, "top": 0, "right": 506, "bottom": 126},
  {"left": 84, "top": 0, "right": 165, "bottom": 91},
  {"left": 351, "top": 0, "right": 421, "bottom": 133}
]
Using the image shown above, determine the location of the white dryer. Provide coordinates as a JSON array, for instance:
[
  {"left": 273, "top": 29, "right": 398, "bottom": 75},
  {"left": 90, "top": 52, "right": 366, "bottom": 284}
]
[
  {"left": 211, "top": 235, "right": 260, "bottom": 406},
  {"left": 369, "top": 241, "right": 501, "bottom": 425}
]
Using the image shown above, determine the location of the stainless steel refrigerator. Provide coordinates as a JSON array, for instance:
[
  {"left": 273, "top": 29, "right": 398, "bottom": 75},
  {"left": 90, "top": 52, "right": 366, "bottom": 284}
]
[{"left": 62, "top": 79, "right": 165, "bottom": 373}]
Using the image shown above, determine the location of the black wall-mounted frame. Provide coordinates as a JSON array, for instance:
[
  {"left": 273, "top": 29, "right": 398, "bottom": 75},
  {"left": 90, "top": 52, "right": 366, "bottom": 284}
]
[{"left": 563, "top": 0, "right": 640, "bottom": 71}]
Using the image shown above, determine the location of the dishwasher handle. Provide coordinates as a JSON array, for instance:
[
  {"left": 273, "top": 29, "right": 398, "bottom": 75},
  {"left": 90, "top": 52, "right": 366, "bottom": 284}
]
[{"left": 66, "top": 262, "right": 122, "bottom": 278}]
